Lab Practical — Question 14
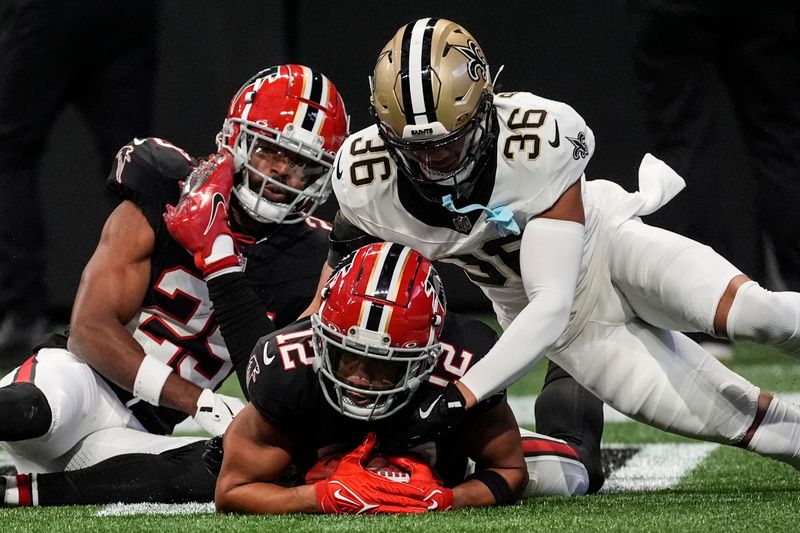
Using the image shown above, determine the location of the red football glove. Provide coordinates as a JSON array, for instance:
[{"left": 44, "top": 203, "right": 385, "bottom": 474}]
[
  {"left": 163, "top": 153, "right": 242, "bottom": 279},
  {"left": 314, "top": 433, "right": 452, "bottom": 514},
  {"left": 390, "top": 454, "right": 454, "bottom": 512}
]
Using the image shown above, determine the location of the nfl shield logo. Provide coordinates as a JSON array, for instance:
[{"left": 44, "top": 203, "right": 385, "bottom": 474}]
[{"left": 452, "top": 215, "right": 472, "bottom": 234}]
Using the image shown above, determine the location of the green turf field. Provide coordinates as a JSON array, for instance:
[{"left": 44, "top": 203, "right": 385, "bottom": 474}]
[{"left": 2, "top": 341, "right": 799, "bottom": 531}]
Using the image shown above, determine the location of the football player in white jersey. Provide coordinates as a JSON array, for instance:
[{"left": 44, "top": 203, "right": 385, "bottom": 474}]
[{"left": 314, "top": 17, "right": 800, "bottom": 474}]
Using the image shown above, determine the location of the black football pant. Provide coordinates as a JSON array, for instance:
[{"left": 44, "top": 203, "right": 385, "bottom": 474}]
[
  {"left": 30, "top": 441, "right": 215, "bottom": 506},
  {"left": 535, "top": 360, "right": 605, "bottom": 493}
]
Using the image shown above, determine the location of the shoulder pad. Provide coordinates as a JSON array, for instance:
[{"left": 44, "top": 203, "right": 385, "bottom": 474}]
[
  {"left": 106, "top": 138, "right": 197, "bottom": 232},
  {"left": 246, "top": 321, "right": 319, "bottom": 434}
]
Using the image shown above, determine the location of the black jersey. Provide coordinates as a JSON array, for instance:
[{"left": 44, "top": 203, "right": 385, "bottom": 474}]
[
  {"left": 245, "top": 312, "right": 500, "bottom": 486},
  {"left": 97, "top": 138, "right": 329, "bottom": 434}
]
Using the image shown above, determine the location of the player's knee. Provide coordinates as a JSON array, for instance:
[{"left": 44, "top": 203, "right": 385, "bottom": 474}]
[
  {"left": 728, "top": 282, "right": 800, "bottom": 350},
  {"left": 0, "top": 382, "right": 52, "bottom": 440},
  {"left": 519, "top": 430, "right": 591, "bottom": 497}
]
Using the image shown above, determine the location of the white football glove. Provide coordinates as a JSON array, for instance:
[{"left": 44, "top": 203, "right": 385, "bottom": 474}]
[{"left": 192, "top": 388, "right": 245, "bottom": 436}]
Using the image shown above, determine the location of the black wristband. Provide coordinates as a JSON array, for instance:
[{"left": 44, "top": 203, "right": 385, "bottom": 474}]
[{"left": 465, "top": 469, "right": 516, "bottom": 506}]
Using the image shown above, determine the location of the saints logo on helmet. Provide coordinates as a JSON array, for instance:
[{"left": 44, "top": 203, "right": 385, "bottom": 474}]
[
  {"left": 311, "top": 242, "right": 446, "bottom": 421},
  {"left": 370, "top": 18, "right": 496, "bottom": 202},
  {"left": 217, "top": 64, "right": 349, "bottom": 224}
]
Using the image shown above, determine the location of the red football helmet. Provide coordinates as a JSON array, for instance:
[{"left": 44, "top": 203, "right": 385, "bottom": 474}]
[
  {"left": 217, "top": 64, "right": 349, "bottom": 224},
  {"left": 311, "top": 242, "right": 446, "bottom": 421}
]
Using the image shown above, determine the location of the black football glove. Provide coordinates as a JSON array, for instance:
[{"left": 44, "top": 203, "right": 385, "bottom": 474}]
[
  {"left": 203, "top": 435, "right": 224, "bottom": 477},
  {"left": 381, "top": 382, "right": 467, "bottom": 452}
]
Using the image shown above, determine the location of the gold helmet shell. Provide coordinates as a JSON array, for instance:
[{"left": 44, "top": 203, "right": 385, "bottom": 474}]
[
  {"left": 370, "top": 18, "right": 496, "bottom": 200},
  {"left": 371, "top": 18, "right": 491, "bottom": 140}
]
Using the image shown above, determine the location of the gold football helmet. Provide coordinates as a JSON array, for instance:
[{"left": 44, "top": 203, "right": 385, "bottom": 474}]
[{"left": 370, "top": 18, "right": 495, "bottom": 201}]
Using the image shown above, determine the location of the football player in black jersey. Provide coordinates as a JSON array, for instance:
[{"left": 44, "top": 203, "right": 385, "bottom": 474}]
[
  {"left": 0, "top": 65, "right": 349, "bottom": 506},
  {"left": 215, "top": 242, "right": 531, "bottom": 514}
]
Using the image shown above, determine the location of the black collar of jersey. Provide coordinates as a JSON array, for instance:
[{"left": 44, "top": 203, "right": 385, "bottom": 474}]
[{"left": 395, "top": 111, "right": 499, "bottom": 233}]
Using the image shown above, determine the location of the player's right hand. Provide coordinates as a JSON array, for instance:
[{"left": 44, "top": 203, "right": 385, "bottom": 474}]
[
  {"left": 192, "top": 388, "right": 245, "bottom": 436},
  {"left": 381, "top": 382, "right": 467, "bottom": 451},
  {"left": 203, "top": 435, "right": 224, "bottom": 477},
  {"left": 313, "top": 433, "right": 451, "bottom": 514},
  {"left": 163, "top": 153, "right": 242, "bottom": 279}
]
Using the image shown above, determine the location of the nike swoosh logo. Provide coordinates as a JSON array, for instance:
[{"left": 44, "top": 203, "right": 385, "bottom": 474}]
[
  {"left": 424, "top": 489, "right": 443, "bottom": 510},
  {"left": 333, "top": 489, "right": 359, "bottom": 507},
  {"left": 335, "top": 161, "right": 343, "bottom": 181},
  {"left": 418, "top": 395, "right": 442, "bottom": 419},
  {"left": 262, "top": 342, "right": 275, "bottom": 365},
  {"left": 331, "top": 481, "right": 379, "bottom": 514},
  {"left": 548, "top": 120, "right": 560, "bottom": 148},
  {"left": 204, "top": 192, "right": 227, "bottom": 235},
  {"left": 133, "top": 138, "right": 146, "bottom": 146}
]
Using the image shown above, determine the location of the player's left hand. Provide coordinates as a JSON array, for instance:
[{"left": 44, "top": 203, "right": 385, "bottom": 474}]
[
  {"left": 381, "top": 382, "right": 467, "bottom": 452},
  {"left": 192, "top": 389, "right": 245, "bottom": 436},
  {"left": 388, "top": 454, "right": 454, "bottom": 511}
]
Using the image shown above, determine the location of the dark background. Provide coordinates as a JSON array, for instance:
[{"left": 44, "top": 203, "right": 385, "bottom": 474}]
[{"left": 37, "top": 1, "right": 741, "bottom": 317}]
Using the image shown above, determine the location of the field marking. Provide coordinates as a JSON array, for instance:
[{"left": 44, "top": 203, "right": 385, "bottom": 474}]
[
  {"left": 96, "top": 502, "right": 215, "bottom": 516},
  {"left": 93, "top": 442, "right": 721, "bottom": 516},
  {"left": 600, "top": 443, "right": 718, "bottom": 493}
]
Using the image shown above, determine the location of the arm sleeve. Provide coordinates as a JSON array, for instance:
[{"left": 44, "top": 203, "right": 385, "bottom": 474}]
[
  {"left": 206, "top": 272, "right": 275, "bottom": 390},
  {"left": 459, "top": 218, "right": 584, "bottom": 402}
]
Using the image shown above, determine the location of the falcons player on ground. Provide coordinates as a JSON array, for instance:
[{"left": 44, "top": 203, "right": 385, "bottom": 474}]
[
  {"left": 0, "top": 65, "right": 348, "bottom": 506},
  {"left": 316, "top": 17, "right": 800, "bottom": 473},
  {"left": 213, "top": 242, "right": 587, "bottom": 515}
]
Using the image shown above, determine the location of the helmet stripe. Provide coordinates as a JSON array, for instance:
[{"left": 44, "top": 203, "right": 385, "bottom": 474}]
[
  {"left": 370, "top": 242, "right": 410, "bottom": 301},
  {"left": 401, "top": 17, "right": 439, "bottom": 126},
  {"left": 300, "top": 69, "right": 325, "bottom": 134},
  {"left": 239, "top": 73, "right": 268, "bottom": 123},
  {"left": 363, "top": 301, "right": 385, "bottom": 332}
]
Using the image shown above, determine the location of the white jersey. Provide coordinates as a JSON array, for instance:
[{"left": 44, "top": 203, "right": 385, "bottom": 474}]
[
  {"left": 333, "top": 92, "right": 684, "bottom": 344},
  {"left": 334, "top": 92, "right": 597, "bottom": 332}
]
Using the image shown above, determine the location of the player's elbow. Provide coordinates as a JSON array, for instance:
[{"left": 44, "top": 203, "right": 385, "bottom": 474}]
[
  {"left": 65, "top": 321, "right": 101, "bottom": 363},
  {"left": 214, "top": 482, "right": 237, "bottom": 514},
  {"left": 508, "top": 466, "right": 530, "bottom": 503}
]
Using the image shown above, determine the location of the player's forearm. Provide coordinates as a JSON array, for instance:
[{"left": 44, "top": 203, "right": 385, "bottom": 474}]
[
  {"left": 461, "top": 217, "right": 584, "bottom": 404},
  {"left": 67, "top": 319, "right": 146, "bottom": 390},
  {"left": 67, "top": 320, "right": 202, "bottom": 415},
  {"left": 207, "top": 272, "right": 274, "bottom": 392},
  {"left": 215, "top": 482, "right": 319, "bottom": 515},
  {"left": 459, "top": 295, "right": 571, "bottom": 403}
]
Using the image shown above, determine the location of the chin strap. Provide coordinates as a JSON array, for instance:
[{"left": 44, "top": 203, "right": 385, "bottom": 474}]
[{"left": 442, "top": 194, "right": 520, "bottom": 236}]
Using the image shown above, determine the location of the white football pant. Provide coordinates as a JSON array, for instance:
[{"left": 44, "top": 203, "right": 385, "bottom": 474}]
[
  {"left": 547, "top": 218, "right": 800, "bottom": 467},
  {"left": 0, "top": 348, "right": 203, "bottom": 473}
]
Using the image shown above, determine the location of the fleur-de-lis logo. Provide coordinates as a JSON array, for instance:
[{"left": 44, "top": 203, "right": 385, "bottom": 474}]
[
  {"left": 566, "top": 131, "right": 589, "bottom": 160},
  {"left": 448, "top": 40, "right": 487, "bottom": 82}
]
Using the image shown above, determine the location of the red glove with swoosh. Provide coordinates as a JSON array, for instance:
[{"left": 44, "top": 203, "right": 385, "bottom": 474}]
[
  {"left": 163, "top": 152, "right": 242, "bottom": 279},
  {"left": 314, "top": 433, "right": 453, "bottom": 514}
]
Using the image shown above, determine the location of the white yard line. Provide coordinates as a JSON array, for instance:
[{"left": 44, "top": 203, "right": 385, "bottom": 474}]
[
  {"left": 599, "top": 443, "right": 719, "bottom": 493},
  {"left": 96, "top": 502, "right": 215, "bottom": 516}
]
